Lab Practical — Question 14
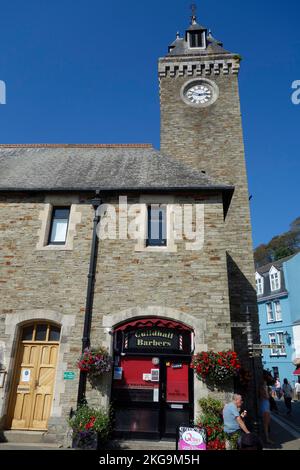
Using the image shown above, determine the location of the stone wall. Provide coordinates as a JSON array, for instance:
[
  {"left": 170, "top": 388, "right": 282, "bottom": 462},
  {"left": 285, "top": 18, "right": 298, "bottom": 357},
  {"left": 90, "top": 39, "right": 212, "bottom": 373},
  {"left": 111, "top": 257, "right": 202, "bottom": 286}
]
[{"left": 0, "top": 190, "right": 234, "bottom": 443}]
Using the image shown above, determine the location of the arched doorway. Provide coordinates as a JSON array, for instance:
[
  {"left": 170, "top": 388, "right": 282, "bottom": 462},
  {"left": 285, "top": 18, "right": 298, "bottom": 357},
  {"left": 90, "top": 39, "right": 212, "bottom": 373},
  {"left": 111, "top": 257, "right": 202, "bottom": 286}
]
[
  {"left": 111, "top": 317, "right": 194, "bottom": 439},
  {"left": 7, "top": 321, "right": 61, "bottom": 431}
]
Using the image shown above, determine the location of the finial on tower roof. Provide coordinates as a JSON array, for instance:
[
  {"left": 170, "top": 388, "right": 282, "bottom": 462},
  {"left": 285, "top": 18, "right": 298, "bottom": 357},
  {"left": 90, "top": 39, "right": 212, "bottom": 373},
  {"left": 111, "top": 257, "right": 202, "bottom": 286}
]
[
  {"left": 176, "top": 31, "right": 180, "bottom": 39},
  {"left": 190, "top": 3, "right": 197, "bottom": 25}
]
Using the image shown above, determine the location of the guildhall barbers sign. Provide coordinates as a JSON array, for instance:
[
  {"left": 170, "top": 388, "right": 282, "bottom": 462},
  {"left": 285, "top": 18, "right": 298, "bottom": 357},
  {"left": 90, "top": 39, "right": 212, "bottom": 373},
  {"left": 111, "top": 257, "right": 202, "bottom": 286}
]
[{"left": 122, "top": 328, "right": 191, "bottom": 354}]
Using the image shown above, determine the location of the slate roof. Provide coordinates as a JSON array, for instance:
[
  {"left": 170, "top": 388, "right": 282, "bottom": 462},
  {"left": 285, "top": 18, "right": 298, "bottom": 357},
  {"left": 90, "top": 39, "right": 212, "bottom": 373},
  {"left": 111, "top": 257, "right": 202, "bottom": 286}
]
[
  {"left": 167, "top": 20, "right": 231, "bottom": 57},
  {"left": 168, "top": 36, "right": 230, "bottom": 56},
  {"left": 0, "top": 145, "right": 233, "bottom": 196},
  {"left": 256, "top": 254, "right": 298, "bottom": 276},
  {"left": 256, "top": 254, "right": 298, "bottom": 301}
]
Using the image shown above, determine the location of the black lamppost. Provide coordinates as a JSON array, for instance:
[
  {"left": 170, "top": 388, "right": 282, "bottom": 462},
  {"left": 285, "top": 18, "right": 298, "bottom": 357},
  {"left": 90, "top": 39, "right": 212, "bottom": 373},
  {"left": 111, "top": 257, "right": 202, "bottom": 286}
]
[{"left": 77, "top": 191, "right": 102, "bottom": 407}]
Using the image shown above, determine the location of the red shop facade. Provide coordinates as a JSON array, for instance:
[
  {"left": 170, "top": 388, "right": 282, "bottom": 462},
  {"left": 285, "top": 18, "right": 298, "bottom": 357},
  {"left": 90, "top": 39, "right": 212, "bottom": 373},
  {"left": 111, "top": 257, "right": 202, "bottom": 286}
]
[{"left": 111, "top": 317, "right": 194, "bottom": 439}]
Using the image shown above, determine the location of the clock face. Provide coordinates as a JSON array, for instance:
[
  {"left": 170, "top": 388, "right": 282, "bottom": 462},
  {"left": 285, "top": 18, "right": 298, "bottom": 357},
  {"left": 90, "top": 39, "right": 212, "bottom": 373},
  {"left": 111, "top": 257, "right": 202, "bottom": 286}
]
[{"left": 185, "top": 84, "right": 212, "bottom": 105}]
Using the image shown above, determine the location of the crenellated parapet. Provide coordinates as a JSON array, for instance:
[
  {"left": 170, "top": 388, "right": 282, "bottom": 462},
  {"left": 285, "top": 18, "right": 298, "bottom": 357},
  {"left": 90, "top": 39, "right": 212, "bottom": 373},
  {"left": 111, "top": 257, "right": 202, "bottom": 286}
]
[{"left": 158, "top": 56, "right": 241, "bottom": 78}]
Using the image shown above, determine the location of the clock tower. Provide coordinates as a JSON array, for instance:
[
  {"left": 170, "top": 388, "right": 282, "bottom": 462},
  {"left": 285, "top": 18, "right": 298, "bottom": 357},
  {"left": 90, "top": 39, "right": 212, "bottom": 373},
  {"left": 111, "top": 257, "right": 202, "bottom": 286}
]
[{"left": 159, "top": 12, "right": 260, "bottom": 368}]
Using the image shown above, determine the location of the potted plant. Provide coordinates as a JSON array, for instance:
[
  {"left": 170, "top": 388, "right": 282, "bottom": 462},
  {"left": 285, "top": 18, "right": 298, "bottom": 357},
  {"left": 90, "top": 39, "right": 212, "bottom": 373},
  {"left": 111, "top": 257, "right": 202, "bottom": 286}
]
[
  {"left": 77, "top": 347, "right": 112, "bottom": 377},
  {"left": 196, "top": 398, "right": 226, "bottom": 450},
  {"left": 69, "top": 405, "right": 111, "bottom": 450},
  {"left": 192, "top": 351, "right": 241, "bottom": 385}
]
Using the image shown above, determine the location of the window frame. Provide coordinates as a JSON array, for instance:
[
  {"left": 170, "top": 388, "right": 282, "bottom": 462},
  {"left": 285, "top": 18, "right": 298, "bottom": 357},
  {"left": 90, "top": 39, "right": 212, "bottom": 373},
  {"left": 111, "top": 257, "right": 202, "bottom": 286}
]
[
  {"left": 269, "top": 331, "right": 286, "bottom": 356},
  {"left": 255, "top": 272, "right": 264, "bottom": 295},
  {"left": 276, "top": 332, "right": 286, "bottom": 356},
  {"left": 48, "top": 206, "right": 70, "bottom": 246},
  {"left": 266, "top": 302, "right": 275, "bottom": 323},
  {"left": 146, "top": 204, "right": 167, "bottom": 248},
  {"left": 188, "top": 31, "right": 206, "bottom": 49},
  {"left": 269, "top": 267, "right": 281, "bottom": 292},
  {"left": 21, "top": 322, "right": 61, "bottom": 344},
  {"left": 268, "top": 332, "right": 277, "bottom": 355},
  {"left": 274, "top": 300, "right": 282, "bottom": 322}
]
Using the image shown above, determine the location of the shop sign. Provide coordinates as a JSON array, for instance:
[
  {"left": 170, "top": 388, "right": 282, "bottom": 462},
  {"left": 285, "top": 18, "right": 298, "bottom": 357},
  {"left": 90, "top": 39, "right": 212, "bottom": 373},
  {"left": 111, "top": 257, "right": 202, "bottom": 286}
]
[
  {"left": 122, "top": 328, "right": 191, "bottom": 354},
  {"left": 177, "top": 426, "right": 207, "bottom": 451}
]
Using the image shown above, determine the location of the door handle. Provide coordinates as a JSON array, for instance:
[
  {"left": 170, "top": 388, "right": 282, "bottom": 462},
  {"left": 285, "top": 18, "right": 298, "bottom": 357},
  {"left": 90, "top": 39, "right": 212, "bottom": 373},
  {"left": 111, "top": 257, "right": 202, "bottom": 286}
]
[{"left": 34, "top": 379, "right": 39, "bottom": 388}]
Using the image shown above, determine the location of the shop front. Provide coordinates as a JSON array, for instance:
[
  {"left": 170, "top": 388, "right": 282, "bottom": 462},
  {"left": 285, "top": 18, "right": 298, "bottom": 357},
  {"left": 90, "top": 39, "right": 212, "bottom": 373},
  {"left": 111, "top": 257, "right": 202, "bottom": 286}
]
[{"left": 111, "top": 317, "right": 194, "bottom": 439}]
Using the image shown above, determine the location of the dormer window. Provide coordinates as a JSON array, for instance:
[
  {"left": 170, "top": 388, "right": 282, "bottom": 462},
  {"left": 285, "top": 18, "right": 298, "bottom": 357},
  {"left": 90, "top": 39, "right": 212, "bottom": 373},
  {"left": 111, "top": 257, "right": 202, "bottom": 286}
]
[
  {"left": 269, "top": 266, "right": 281, "bottom": 291},
  {"left": 188, "top": 30, "right": 206, "bottom": 49},
  {"left": 189, "top": 31, "right": 203, "bottom": 48},
  {"left": 255, "top": 272, "right": 264, "bottom": 295}
]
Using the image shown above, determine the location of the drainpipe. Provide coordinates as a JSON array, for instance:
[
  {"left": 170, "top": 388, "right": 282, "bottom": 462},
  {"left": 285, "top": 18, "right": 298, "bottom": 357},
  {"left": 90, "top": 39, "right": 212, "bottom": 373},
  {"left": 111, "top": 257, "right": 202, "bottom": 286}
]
[{"left": 77, "top": 191, "right": 102, "bottom": 407}]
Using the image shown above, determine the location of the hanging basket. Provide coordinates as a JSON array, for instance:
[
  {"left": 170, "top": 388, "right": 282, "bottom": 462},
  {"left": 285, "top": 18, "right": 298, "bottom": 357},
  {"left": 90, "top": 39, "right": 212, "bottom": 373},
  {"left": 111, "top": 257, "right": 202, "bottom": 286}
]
[
  {"left": 77, "top": 347, "right": 112, "bottom": 377},
  {"left": 192, "top": 351, "right": 241, "bottom": 384}
]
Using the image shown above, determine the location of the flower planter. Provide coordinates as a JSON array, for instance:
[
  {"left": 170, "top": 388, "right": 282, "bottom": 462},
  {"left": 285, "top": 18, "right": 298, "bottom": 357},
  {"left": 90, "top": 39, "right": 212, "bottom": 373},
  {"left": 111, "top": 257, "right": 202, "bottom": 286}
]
[{"left": 72, "top": 430, "right": 103, "bottom": 450}]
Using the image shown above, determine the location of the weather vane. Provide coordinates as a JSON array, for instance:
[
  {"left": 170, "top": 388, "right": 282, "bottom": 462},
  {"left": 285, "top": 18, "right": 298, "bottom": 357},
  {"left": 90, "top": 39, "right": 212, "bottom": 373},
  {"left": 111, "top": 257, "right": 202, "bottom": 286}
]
[{"left": 190, "top": 3, "right": 197, "bottom": 23}]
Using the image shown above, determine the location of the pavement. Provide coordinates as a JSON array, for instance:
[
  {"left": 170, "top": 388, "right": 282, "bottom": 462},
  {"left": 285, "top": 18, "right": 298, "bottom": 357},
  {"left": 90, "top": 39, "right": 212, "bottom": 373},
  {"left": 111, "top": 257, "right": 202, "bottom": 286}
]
[
  {"left": 0, "top": 442, "right": 63, "bottom": 450},
  {"left": 0, "top": 400, "right": 299, "bottom": 450},
  {"left": 263, "top": 398, "right": 300, "bottom": 450}
]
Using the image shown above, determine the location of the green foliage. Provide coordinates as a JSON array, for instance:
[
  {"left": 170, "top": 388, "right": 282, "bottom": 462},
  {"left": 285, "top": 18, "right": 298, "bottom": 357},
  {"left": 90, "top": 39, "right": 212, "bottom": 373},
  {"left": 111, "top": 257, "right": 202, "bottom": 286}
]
[
  {"left": 199, "top": 397, "right": 224, "bottom": 416},
  {"left": 254, "top": 216, "right": 300, "bottom": 267},
  {"left": 197, "top": 398, "right": 226, "bottom": 450},
  {"left": 69, "top": 405, "right": 112, "bottom": 442}
]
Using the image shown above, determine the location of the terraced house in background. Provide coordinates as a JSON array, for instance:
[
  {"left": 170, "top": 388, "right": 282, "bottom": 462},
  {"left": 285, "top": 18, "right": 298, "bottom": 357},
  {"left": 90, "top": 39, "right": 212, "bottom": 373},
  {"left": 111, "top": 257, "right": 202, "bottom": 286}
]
[
  {"left": 256, "top": 253, "right": 300, "bottom": 386},
  {"left": 0, "top": 12, "right": 261, "bottom": 446}
]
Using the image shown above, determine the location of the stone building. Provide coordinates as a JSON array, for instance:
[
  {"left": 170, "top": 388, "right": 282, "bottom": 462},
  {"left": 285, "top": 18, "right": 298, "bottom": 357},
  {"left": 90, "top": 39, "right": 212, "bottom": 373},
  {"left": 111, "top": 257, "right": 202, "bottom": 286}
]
[{"left": 0, "top": 13, "right": 260, "bottom": 445}]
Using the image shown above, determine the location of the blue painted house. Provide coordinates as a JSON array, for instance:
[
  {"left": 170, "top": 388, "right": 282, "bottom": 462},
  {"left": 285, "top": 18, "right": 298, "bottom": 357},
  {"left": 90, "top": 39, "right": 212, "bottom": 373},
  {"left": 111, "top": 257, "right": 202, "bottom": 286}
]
[{"left": 256, "top": 252, "right": 300, "bottom": 387}]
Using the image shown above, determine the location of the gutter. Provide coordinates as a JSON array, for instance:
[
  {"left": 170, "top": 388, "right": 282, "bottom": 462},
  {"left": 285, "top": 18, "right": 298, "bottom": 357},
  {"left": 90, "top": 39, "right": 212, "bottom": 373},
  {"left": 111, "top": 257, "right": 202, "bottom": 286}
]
[{"left": 77, "top": 191, "right": 102, "bottom": 406}]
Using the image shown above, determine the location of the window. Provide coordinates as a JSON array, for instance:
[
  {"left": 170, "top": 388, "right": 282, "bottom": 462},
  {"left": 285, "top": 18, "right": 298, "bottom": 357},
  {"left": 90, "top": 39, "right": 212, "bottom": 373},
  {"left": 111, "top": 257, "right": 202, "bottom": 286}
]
[
  {"left": 255, "top": 273, "right": 264, "bottom": 295},
  {"left": 272, "top": 367, "right": 279, "bottom": 379},
  {"left": 188, "top": 31, "right": 205, "bottom": 48},
  {"left": 269, "top": 332, "right": 286, "bottom": 355},
  {"left": 146, "top": 205, "right": 167, "bottom": 247},
  {"left": 21, "top": 323, "right": 61, "bottom": 342},
  {"left": 48, "top": 207, "right": 70, "bottom": 245},
  {"left": 269, "top": 332, "right": 277, "bottom": 355},
  {"left": 274, "top": 301, "right": 282, "bottom": 321},
  {"left": 277, "top": 332, "right": 286, "bottom": 355},
  {"left": 266, "top": 303, "right": 274, "bottom": 322},
  {"left": 269, "top": 267, "right": 281, "bottom": 291}
]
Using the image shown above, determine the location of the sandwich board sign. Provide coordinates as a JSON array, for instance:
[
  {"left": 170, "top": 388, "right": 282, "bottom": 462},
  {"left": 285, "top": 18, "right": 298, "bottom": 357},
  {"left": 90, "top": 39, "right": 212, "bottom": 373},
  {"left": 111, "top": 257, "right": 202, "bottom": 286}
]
[{"left": 177, "top": 426, "right": 207, "bottom": 451}]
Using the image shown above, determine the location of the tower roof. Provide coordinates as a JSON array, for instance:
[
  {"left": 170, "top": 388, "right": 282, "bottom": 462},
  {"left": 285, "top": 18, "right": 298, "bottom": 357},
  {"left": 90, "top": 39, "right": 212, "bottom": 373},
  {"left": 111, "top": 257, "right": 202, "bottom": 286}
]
[{"left": 166, "top": 11, "right": 231, "bottom": 57}]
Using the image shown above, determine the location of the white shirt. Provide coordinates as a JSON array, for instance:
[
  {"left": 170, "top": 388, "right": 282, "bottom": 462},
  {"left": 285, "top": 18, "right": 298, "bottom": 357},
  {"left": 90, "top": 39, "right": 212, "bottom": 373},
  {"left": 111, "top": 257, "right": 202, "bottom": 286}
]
[{"left": 295, "top": 382, "right": 300, "bottom": 393}]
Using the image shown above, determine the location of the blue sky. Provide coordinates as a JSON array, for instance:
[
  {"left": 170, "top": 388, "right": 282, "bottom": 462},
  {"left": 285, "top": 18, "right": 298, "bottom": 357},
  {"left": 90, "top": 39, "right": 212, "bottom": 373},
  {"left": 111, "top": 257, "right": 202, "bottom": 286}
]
[{"left": 0, "top": 0, "right": 299, "bottom": 247}]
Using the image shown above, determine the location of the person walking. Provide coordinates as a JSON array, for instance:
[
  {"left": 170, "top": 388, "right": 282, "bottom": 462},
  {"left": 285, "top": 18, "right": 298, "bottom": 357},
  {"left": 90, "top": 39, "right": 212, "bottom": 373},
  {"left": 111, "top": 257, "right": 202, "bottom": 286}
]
[
  {"left": 282, "top": 378, "right": 293, "bottom": 415},
  {"left": 275, "top": 378, "right": 282, "bottom": 400},
  {"left": 259, "top": 385, "right": 274, "bottom": 444},
  {"left": 223, "top": 394, "right": 250, "bottom": 450},
  {"left": 295, "top": 379, "right": 300, "bottom": 401},
  {"left": 268, "top": 385, "right": 279, "bottom": 414}
]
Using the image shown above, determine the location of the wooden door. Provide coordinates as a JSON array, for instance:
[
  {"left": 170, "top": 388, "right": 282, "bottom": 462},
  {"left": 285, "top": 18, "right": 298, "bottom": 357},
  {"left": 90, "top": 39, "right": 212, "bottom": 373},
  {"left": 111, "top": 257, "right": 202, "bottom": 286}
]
[{"left": 8, "top": 323, "right": 60, "bottom": 430}]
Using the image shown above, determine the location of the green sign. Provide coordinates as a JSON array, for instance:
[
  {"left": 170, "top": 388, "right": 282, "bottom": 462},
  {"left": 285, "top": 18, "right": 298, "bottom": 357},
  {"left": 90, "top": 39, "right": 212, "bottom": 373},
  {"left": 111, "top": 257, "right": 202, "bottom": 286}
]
[{"left": 64, "top": 371, "right": 76, "bottom": 380}]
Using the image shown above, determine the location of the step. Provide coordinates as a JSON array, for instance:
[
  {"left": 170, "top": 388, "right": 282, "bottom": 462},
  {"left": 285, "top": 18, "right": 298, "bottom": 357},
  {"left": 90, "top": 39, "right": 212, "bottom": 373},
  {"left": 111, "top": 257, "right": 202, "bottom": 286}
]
[
  {"left": 108, "top": 439, "right": 176, "bottom": 451},
  {"left": 1, "top": 430, "right": 48, "bottom": 444}
]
